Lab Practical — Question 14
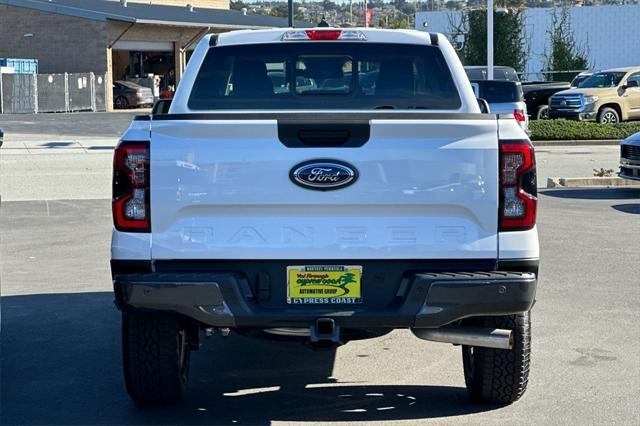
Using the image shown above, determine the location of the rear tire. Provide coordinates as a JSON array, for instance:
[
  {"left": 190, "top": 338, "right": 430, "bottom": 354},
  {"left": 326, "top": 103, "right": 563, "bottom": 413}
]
[
  {"left": 115, "top": 96, "right": 129, "bottom": 109},
  {"left": 536, "top": 105, "right": 549, "bottom": 120},
  {"left": 462, "top": 311, "right": 531, "bottom": 404},
  {"left": 122, "top": 312, "right": 191, "bottom": 405}
]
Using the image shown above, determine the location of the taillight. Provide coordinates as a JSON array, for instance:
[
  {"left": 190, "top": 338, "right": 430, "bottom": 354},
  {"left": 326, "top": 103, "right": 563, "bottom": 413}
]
[
  {"left": 513, "top": 109, "right": 526, "bottom": 123},
  {"left": 305, "top": 30, "right": 343, "bottom": 40},
  {"left": 113, "top": 141, "right": 150, "bottom": 232},
  {"left": 499, "top": 140, "right": 537, "bottom": 231}
]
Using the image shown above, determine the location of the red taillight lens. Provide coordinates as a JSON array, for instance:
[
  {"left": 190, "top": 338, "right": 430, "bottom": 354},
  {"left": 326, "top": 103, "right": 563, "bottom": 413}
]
[
  {"left": 113, "top": 141, "right": 150, "bottom": 232},
  {"left": 513, "top": 109, "right": 526, "bottom": 123},
  {"left": 305, "top": 30, "right": 343, "bottom": 40},
  {"left": 499, "top": 140, "right": 537, "bottom": 231}
]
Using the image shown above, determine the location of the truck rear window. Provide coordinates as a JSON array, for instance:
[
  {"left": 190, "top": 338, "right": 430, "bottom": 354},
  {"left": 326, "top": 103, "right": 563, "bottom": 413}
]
[{"left": 188, "top": 43, "right": 461, "bottom": 110}]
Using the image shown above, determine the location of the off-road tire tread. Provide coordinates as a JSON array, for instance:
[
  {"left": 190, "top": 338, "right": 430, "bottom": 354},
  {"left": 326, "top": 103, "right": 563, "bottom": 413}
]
[
  {"left": 463, "top": 312, "right": 531, "bottom": 404},
  {"left": 123, "top": 312, "right": 189, "bottom": 405}
]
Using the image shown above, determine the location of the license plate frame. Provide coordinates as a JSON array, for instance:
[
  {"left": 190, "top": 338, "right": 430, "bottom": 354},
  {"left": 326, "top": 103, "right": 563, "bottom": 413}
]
[{"left": 286, "top": 265, "right": 363, "bottom": 305}]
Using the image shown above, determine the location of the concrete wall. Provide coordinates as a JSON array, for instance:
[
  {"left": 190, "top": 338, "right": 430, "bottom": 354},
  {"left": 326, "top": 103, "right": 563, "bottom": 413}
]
[
  {"left": 416, "top": 5, "right": 640, "bottom": 79},
  {"left": 0, "top": 5, "right": 108, "bottom": 74},
  {"left": 127, "top": 0, "right": 229, "bottom": 10}
]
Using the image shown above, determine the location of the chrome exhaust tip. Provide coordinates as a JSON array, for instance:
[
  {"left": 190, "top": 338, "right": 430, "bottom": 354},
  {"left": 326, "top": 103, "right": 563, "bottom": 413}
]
[
  {"left": 412, "top": 326, "right": 513, "bottom": 350},
  {"left": 263, "top": 327, "right": 311, "bottom": 337}
]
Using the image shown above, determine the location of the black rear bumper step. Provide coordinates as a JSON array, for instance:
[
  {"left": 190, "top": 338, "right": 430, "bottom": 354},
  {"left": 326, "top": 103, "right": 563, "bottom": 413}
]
[{"left": 113, "top": 271, "right": 536, "bottom": 330}]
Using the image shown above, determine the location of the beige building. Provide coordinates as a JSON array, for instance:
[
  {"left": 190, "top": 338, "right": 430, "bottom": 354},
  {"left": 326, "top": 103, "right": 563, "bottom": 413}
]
[{"left": 0, "top": 0, "right": 304, "bottom": 110}]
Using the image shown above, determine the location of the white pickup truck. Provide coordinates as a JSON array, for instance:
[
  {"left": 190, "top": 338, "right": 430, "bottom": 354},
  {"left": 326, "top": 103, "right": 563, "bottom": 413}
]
[{"left": 111, "top": 28, "right": 539, "bottom": 405}]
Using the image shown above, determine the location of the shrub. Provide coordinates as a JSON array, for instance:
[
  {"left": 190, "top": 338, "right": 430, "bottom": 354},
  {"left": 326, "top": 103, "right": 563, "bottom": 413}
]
[{"left": 529, "top": 120, "right": 640, "bottom": 141}]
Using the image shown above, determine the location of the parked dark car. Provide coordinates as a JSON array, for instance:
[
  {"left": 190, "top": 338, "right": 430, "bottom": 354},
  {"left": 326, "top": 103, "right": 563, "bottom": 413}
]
[
  {"left": 0, "top": 128, "right": 3, "bottom": 148},
  {"left": 470, "top": 79, "right": 529, "bottom": 133},
  {"left": 521, "top": 81, "right": 572, "bottom": 120},
  {"left": 113, "top": 80, "right": 154, "bottom": 109},
  {"left": 464, "top": 66, "right": 520, "bottom": 82}
]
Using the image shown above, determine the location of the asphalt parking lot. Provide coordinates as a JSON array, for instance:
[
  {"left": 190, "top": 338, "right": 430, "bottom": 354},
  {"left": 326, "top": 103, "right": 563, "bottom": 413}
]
[{"left": 1, "top": 112, "right": 639, "bottom": 425}]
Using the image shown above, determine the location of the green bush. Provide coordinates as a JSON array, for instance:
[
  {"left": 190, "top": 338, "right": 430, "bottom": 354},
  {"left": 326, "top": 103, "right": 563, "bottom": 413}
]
[{"left": 530, "top": 120, "right": 640, "bottom": 141}]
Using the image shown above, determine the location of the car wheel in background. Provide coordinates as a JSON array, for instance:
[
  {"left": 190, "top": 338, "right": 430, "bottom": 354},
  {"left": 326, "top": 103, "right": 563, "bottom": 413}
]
[
  {"left": 536, "top": 105, "right": 549, "bottom": 120},
  {"left": 597, "top": 107, "right": 620, "bottom": 124},
  {"left": 115, "top": 96, "right": 129, "bottom": 109}
]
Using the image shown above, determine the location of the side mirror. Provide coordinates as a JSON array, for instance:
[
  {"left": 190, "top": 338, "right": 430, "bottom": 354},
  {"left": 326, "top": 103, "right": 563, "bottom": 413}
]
[
  {"left": 623, "top": 80, "right": 639, "bottom": 89},
  {"left": 477, "top": 98, "right": 490, "bottom": 113}
]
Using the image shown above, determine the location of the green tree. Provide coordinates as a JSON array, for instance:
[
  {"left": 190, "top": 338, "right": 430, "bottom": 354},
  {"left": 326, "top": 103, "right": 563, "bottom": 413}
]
[
  {"left": 268, "top": 4, "right": 288, "bottom": 17},
  {"left": 230, "top": 0, "right": 248, "bottom": 10},
  {"left": 382, "top": 15, "right": 410, "bottom": 29},
  {"left": 322, "top": 0, "right": 337, "bottom": 11},
  {"left": 265, "top": 2, "right": 305, "bottom": 20},
  {"left": 543, "top": 8, "right": 589, "bottom": 82},
  {"left": 450, "top": 3, "right": 528, "bottom": 73}
]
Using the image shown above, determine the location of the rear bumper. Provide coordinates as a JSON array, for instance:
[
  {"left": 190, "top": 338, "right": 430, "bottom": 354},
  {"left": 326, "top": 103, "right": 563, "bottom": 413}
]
[{"left": 113, "top": 261, "right": 537, "bottom": 330}]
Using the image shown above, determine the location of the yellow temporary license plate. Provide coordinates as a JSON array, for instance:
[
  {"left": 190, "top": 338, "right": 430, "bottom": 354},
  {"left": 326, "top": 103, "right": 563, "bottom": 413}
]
[{"left": 287, "top": 265, "right": 362, "bottom": 305}]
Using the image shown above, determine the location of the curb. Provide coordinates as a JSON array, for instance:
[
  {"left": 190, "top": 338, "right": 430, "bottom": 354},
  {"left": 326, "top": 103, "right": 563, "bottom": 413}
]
[
  {"left": 546, "top": 176, "right": 640, "bottom": 188},
  {"left": 533, "top": 139, "right": 620, "bottom": 147}
]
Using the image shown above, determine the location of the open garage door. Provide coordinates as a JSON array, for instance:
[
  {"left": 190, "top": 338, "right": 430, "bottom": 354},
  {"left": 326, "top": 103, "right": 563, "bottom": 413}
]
[{"left": 111, "top": 41, "right": 177, "bottom": 109}]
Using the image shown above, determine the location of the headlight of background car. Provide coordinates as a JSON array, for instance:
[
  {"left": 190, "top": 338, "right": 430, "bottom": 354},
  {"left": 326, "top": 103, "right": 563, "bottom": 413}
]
[{"left": 583, "top": 95, "right": 598, "bottom": 104}]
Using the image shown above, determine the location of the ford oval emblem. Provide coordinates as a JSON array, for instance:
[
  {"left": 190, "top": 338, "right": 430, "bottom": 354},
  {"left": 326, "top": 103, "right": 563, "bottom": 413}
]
[{"left": 290, "top": 160, "right": 358, "bottom": 191}]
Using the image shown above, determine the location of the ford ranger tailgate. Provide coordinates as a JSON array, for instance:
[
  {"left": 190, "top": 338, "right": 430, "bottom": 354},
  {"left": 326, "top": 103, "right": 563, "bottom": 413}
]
[{"left": 149, "top": 114, "right": 499, "bottom": 260}]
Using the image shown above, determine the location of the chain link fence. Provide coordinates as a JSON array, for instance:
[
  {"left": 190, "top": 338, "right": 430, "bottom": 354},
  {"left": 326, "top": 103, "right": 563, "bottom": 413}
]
[
  {"left": 1, "top": 74, "right": 37, "bottom": 114},
  {"left": 37, "top": 73, "right": 67, "bottom": 113},
  {"left": 0, "top": 72, "right": 107, "bottom": 114},
  {"left": 94, "top": 74, "right": 107, "bottom": 112},
  {"left": 68, "top": 73, "right": 93, "bottom": 112},
  {"left": 517, "top": 70, "right": 590, "bottom": 83}
]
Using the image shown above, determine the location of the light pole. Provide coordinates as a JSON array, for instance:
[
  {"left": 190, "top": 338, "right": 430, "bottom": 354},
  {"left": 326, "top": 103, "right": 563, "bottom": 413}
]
[
  {"left": 487, "top": 0, "right": 494, "bottom": 80},
  {"left": 350, "top": 0, "right": 353, "bottom": 25}
]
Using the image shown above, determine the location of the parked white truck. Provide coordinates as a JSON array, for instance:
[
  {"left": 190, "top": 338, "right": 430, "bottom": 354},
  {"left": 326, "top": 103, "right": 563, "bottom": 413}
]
[{"left": 111, "top": 28, "right": 539, "bottom": 405}]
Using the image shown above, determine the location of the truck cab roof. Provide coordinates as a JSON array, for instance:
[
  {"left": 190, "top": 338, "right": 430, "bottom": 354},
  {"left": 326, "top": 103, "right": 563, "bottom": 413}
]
[
  {"left": 213, "top": 27, "right": 440, "bottom": 47},
  {"left": 169, "top": 28, "right": 479, "bottom": 114}
]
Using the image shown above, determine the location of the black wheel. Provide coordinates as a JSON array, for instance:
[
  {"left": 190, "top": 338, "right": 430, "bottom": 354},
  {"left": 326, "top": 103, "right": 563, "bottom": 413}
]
[
  {"left": 536, "top": 105, "right": 549, "bottom": 120},
  {"left": 115, "top": 96, "right": 129, "bottom": 109},
  {"left": 122, "top": 312, "right": 191, "bottom": 405},
  {"left": 462, "top": 311, "right": 531, "bottom": 404},
  {"left": 597, "top": 106, "right": 619, "bottom": 124}
]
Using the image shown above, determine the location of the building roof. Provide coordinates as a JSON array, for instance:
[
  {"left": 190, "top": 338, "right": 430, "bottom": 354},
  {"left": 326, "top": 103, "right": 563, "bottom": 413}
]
[{"left": 2, "top": 0, "right": 311, "bottom": 29}]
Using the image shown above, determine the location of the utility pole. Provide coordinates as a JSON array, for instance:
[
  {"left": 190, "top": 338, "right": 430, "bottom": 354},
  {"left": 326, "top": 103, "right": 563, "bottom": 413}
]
[
  {"left": 288, "top": 0, "right": 294, "bottom": 27},
  {"left": 350, "top": 0, "right": 353, "bottom": 25},
  {"left": 487, "top": 0, "right": 494, "bottom": 80}
]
